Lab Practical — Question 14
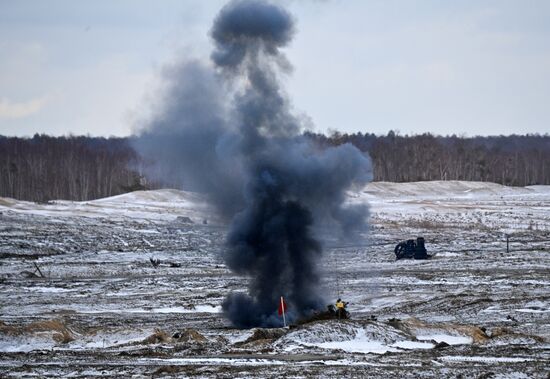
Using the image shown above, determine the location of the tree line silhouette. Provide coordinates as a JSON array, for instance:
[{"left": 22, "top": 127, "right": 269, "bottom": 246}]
[
  {"left": 1, "top": 132, "right": 549, "bottom": 202},
  {"left": 0, "top": 135, "right": 142, "bottom": 202},
  {"left": 308, "top": 131, "right": 550, "bottom": 186}
]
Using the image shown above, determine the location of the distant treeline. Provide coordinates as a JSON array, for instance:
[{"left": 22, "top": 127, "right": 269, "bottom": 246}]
[
  {"left": 0, "top": 135, "right": 142, "bottom": 202},
  {"left": 1, "top": 132, "right": 549, "bottom": 202},
  {"left": 307, "top": 131, "right": 550, "bottom": 186}
]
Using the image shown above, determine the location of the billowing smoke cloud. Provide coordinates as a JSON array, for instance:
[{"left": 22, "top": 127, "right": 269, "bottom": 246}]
[{"left": 134, "top": 0, "right": 372, "bottom": 328}]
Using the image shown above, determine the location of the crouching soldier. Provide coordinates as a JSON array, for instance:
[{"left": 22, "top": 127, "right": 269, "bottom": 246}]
[{"left": 335, "top": 298, "right": 348, "bottom": 319}]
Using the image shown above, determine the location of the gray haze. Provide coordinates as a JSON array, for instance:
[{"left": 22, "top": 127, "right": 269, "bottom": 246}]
[{"left": 2, "top": 0, "right": 550, "bottom": 137}]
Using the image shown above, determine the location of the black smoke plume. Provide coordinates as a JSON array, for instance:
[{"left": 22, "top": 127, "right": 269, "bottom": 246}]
[{"left": 134, "top": 0, "right": 372, "bottom": 328}]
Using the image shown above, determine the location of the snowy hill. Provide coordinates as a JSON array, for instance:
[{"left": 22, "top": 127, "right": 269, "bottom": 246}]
[
  {"left": 363, "top": 180, "right": 536, "bottom": 198},
  {"left": 1, "top": 181, "right": 549, "bottom": 230},
  {"left": 0, "top": 188, "right": 210, "bottom": 222}
]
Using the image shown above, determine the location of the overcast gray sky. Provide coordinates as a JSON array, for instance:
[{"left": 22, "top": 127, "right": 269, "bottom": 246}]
[{"left": 1, "top": 0, "right": 549, "bottom": 137}]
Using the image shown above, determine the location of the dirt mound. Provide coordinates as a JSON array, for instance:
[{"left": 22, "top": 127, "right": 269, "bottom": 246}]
[
  {"left": 0, "top": 319, "right": 75, "bottom": 344},
  {"left": 141, "top": 329, "right": 172, "bottom": 344},
  {"left": 134, "top": 328, "right": 209, "bottom": 346},
  {"left": 279, "top": 320, "right": 407, "bottom": 347},
  {"left": 235, "top": 328, "right": 287, "bottom": 347},
  {"left": 172, "top": 328, "right": 207, "bottom": 343},
  {"left": 0, "top": 197, "right": 16, "bottom": 207},
  {"left": 487, "top": 327, "right": 545, "bottom": 345},
  {"left": 175, "top": 216, "right": 194, "bottom": 224},
  {"left": 296, "top": 308, "right": 349, "bottom": 324},
  {"left": 388, "top": 318, "right": 489, "bottom": 344}
]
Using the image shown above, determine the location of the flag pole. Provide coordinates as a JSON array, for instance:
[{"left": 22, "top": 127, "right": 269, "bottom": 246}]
[{"left": 281, "top": 296, "right": 286, "bottom": 328}]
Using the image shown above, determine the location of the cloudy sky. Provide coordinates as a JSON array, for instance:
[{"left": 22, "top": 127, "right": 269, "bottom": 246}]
[{"left": 1, "top": 0, "right": 549, "bottom": 137}]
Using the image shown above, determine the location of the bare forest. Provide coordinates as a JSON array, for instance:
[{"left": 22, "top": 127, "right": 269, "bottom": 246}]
[
  {"left": 1, "top": 132, "right": 549, "bottom": 202},
  {"left": 0, "top": 135, "right": 142, "bottom": 202}
]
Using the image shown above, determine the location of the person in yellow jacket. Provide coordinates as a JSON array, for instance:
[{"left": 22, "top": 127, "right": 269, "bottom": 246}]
[{"left": 335, "top": 298, "right": 348, "bottom": 318}]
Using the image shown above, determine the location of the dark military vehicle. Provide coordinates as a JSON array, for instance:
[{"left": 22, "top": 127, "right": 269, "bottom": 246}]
[{"left": 394, "top": 237, "right": 431, "bottom": 260}]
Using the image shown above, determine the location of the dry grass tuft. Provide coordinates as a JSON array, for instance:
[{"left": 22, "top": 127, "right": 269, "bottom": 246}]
[
  {"left": 141, "top": 329, "right": 172, "bottom": 344},
  {"left": 173, "top": 328, "right": 208, "bottom": 343},
  {"left": 0, "top": 319, "right": 75, "bottom": 344}
]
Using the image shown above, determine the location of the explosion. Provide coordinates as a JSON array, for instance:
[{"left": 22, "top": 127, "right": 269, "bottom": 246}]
[{"left": 135, "top": 0, "right": 372, "bottom": 327}]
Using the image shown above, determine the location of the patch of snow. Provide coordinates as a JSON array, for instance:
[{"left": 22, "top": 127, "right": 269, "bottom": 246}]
[
  {"left": 440, "top": 355, "right": 534, "bottom": 363},
  {"left": 392, "top": 340, "right": 434, "bottom": 349},
  {"left": 435, "top": 252, "right": 461, "bottom": 258},
  {"left": 515, "top": 308, "right": 549, "bottom": 313},
  {"left": 141, "top": 357, "right": 286, "bottom": 366},
  {"left": 416, "top": 334, "right": 473, "bottom": 345},
  {"left": 312, "top": 329, "right": 397, "bottom": 354},
  {"left": 0, "top": 338, "right": 55, "bottom": 353},
  {"left": 21, "top": 286, "right": 73, "bottom": 293},
  {"left": 226, "top": 330, "right": 255, "bottom": 344},
  {"left": 493, "top": 373, "right": 536, "bottom": 379},
  {"left": 362, "top": 181, "right": 534, "bottom": 199},
  {"left": 276, "top": 321, "right": 472, "bottom": 354},
  {"left": 153, "top": 305, "right": 221, "bottom": 314},
  {"left": 320, "top": 359, "right": 423, "bottom": 367},
  {"left": 76, "top": 305, "right": 221, "bottom": 314},
  {"left": 72, "top": 335, "right": 146, "bottom": 349}
]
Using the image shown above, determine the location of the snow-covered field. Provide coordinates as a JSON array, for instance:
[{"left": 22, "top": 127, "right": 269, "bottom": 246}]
[{"left": 1, "top": 181, "right": 548, "bottom": 378}]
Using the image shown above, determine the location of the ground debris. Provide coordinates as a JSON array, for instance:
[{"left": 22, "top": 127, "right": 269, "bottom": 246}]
[{"left": 149, "top": 257, "right": 182, "bottom": 268}]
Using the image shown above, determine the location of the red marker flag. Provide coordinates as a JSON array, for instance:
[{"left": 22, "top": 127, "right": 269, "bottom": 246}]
[{"left": 278, "top": 297, "right": 287, "bottom": 316}]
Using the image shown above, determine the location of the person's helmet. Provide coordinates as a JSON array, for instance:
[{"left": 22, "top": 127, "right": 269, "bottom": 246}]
[{"left": 337, "top": 298, "right": 341, "bottom": 302}]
